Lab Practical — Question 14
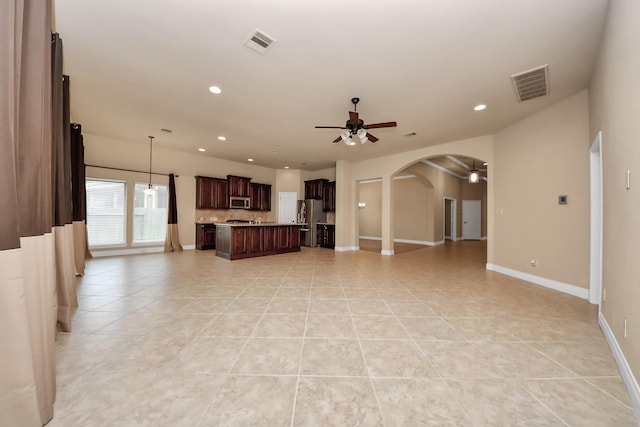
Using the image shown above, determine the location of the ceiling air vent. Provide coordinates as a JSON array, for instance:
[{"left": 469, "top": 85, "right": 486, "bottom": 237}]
[
  {"left": 245, "top": 29, "right": 276, "bottom": 54},
  {"left": 511, "top": 65, "right": 549, "bottom": 102}
]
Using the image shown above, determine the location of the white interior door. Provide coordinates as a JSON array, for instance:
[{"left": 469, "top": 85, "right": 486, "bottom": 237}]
[
  {"left": 278, "top": 192, "right": 298, "bottom": 224},
  {"left": 462, "top": 200, "right": 481, "bottom": 240}
]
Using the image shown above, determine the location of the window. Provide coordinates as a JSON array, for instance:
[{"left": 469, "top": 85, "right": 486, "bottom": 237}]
[
  {"left": 133, "top": 182, "right": 168, "bottom": 244},
  {"left": 86, "top": 179, "right": 126, "bottom": 247}
]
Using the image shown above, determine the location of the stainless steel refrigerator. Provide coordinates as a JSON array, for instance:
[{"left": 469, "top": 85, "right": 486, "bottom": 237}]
[{"left": 297, "top": 199, "right": 327, "bottom": 247}]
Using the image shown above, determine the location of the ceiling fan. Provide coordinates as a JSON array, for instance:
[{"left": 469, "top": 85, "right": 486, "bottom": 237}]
[{"left": 315, "top": 97, "right": 397, "bottom": 145}]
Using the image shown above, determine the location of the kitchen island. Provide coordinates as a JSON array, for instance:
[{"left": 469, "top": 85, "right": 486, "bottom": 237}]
[{"left": 215, "top": 222, "right": 303, "bottom": 260}]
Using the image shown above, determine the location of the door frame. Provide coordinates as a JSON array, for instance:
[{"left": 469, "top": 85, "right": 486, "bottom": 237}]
[
  {"left": 589, "top": 131, "right": 603, "bottom": 306},
  {"left": 443, "top": 197, "right": 457, "bottom": 241}
]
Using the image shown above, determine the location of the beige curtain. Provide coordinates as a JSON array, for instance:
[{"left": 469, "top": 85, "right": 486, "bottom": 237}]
[
  {"left": 164, "top": 173, "right": 183, "bottom": 252},
  {"left": 0, "top": 0, "right": 58, "bottom": 425}
]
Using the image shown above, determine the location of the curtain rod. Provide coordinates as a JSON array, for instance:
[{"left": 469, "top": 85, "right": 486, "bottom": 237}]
[{"left": 86, "top": 164, "right": 178, "bottom": 177}]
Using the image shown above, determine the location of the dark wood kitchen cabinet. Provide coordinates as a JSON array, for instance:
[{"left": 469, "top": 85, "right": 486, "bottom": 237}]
[
  {"left": 215, "top": 224, "right": 302, "bottom": 260},
  {"left": 195, "top": 223, "right": 216, "bottom": 250},
  {"left": 323, "top": 181, "right": 336, "bottom": 211},
  {"left": 227, "top": 175, "right": 251, "bottom": 198},
  {"left": 317, "top": 224, "right": 335, "bottom": 249},
  {"left": 250, "top": 183, "right": 272, "bottom": 211},
  {"left": 304, "top": 179, "right": 329, "bottom": 200},
  {"left": 196, "top": 176, "right": 229, "bottom": 209},
  {"left": 216, "top": 225, "right": 230, "bottom": 254}
]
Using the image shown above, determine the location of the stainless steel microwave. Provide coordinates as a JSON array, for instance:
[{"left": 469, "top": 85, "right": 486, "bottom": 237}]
[{"left": 229, "top": 196, "right": 250, "bottom": 209}]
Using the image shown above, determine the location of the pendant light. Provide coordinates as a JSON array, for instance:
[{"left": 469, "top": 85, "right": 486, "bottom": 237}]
[
  {"left": 468, "top": 159, "right": 480, "bottom": 184},
  {"left": 143, "top": 136, "right": 157, "bottom": 195}
]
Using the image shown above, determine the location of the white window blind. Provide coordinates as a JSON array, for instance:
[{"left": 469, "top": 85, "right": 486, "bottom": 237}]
[
  {"left": 86, "top": 179, "right": 126, "bottom": 247},
  {"left": 133, "top": 182, "right": 168, "bottom": 244}
]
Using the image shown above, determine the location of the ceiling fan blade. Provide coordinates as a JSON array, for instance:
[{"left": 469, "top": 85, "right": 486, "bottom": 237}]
[
  {"left": 349, "top": 111, "right": 359, "bottom": 127},
  {"left": 367, "top": 133, "right": 379, "bottom": 143},
  {"left": 332, "top": 136, "right": 342, "bottom": 143},
  {"left": 315, "top": 126, "right": 347, "bottom": 129},
  {"left": 364, "top": 121, "right": 397, "bottom": 129}
]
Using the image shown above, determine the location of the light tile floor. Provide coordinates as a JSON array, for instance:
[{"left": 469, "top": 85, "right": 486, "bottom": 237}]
[{"left": 50, "top": 241, "right": 638, "bottom": 426}]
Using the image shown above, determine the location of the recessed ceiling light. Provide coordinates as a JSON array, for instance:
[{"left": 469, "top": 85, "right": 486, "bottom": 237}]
[
  {"left": 284, "top": 166, "right": 290, "bottom": 169},
  {"left": 209, "top": 86, "right": 222, "bottom": 94},
  {"left": 474, "top": 104, "right": 487, "bottom": 111},
  {"left": 248, "top": 158, "right": 254, "bottom": 162},
  {"left": 198, "top": 148, "right": 205, "bottom": 152},
  {"left": 217, "top": 136, "right": 226, "bottom": 141}
]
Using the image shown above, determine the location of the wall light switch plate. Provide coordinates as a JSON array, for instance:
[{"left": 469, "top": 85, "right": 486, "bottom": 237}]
[{"left": 558, "top": 195, "right": 568, "bottom": 205}]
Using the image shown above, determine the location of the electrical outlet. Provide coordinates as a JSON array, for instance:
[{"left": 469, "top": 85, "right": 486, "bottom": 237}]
[{"left": 624, "top": 318, "right": 628, "bottom": 338}]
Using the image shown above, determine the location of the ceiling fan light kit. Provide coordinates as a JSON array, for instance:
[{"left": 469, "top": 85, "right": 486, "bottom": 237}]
[{"left": 315, "top": 97, "right": 397, "bottom": 145}]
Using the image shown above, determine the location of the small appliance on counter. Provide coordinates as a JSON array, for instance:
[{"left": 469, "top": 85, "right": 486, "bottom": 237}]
[{"left": 297, "top": 199, "right": 327, "bottom": 247}]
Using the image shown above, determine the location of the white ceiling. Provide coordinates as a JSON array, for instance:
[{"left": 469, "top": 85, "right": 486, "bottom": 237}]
[{"left": 54, "top": 0, "right": 608, "bottom": 171}]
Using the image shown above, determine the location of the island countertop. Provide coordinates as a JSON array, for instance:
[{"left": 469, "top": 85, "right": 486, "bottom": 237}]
[{"left": 214, "top": 222, "right": 305, "bottom": 227}]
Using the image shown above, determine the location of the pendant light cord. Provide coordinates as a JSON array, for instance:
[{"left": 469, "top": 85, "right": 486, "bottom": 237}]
[{"left": 148, "top": 136, "right": 154, "bottom": 189}]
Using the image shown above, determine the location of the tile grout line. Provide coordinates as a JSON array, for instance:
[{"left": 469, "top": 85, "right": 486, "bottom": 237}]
[
  {"left": 346, "top": 276, "right": 388, "bottom": 427},
  {"left": 289, "top": 255, "right": 314, "bottom": 427}
]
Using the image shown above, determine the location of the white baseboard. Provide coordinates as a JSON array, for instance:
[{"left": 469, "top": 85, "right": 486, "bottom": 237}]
[
  {"left": 394, "top": 238, "right": 444, "bottom": 247},
  {"left": 599, "top": 312, "right": 640, "bottom": 418},
  {"left": 360, "top": 236, "right": 445, "bottom": 247},
  {"left": 335, "top": 246, "right": 359, "bottom": 252},
  {"left": 183, "top": 244, "right": 196, "bottom": 250},
  {"left": 91, "top": 246, "right": 165, "bottom": 258},
  {"left": 486, "top": 263, "right": 589, "bottom": 300},
  {"left": 381, "top": 249, "right": 395, "bottom": 256}
]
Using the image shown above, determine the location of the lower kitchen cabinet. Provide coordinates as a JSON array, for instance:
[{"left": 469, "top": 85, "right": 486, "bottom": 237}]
[
  {"left": 317, "top": 224, "right": 335, "bottom": 249},
  {"left": 215, "top": 224, "right": 302, "bottom": 260},
  {"left": 195, "top": 224, "right": 216, "bottom": 250}
]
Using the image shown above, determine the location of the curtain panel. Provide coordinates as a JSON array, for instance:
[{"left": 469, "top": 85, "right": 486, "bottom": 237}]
[
  {"left": 71, "top": 123, "right": 91, "bottom": 272},
  {"left": 164, "top": 173, "right": 183, "bottom": 252},
  {"left": 0, "top": 0, "right": 57, "bottom": 425},
  {"left": 52, "top": 35, "right": 78, "bottom": 332}
]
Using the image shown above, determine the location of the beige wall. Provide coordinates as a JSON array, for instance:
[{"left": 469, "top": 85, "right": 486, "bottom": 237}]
[
  {"left": 589, "top": 0, "right": 640, "bottom": 392},
  {"left": 393, "top": 177, "right": 432, "bottom": 243},
  {"left": 493, "top": 90, "right": 590, "bottom": 287},
  {"left": 358, "top": 180, "right": 382, "bottom": 238}
]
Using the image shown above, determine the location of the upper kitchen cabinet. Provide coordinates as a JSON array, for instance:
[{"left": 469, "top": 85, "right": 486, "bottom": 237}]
[
  {"left": 250, "top": 183, "right": 272, "bottom": 211},
  {"left": 323, "top": 181, "right": 336, "bottom": 212},
  {"left": 196, "top": 176, "right": 229, "bottom": 209},
  {"left": 304, "top": 179, "right": 329, "bottom": 200},
  {"left": 227, "top": 175, "right": 251, "bottom": 198}
]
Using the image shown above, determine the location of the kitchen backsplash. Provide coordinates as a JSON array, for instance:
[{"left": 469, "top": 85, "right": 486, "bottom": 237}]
[
  {"left": 196, "top": 209, "right": 275, "bottom": 223},
  {"left": 196, "top": 209, "right": 334, "bottom": 224},
  {"left": 326, "top": 212, "right": 335, "bottom": 224}
]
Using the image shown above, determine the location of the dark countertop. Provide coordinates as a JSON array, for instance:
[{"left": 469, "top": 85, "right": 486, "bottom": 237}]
[{"left": 214, "top": 222, "right": 304, "bottom": 227}]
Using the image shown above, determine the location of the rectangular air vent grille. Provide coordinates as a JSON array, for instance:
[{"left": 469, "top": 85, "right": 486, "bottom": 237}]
[
  {"left": 511, "top": 65, "right": 549, "bottom": 102},
  {"left": 245, "top": 29, "right": 276, "bottom": 54}
]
